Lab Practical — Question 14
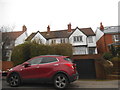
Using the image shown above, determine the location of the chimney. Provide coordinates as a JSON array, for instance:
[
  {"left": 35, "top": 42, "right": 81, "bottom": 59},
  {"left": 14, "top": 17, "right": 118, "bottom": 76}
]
[
  {"left": 47, "top": 25, "right": 50, "bottom": 34},
  {"left": 68, "top": 23, "right": 72, "bottom": 32},
  {"left": 22, "top": 25, "right": 27, "bottom": 31},
  {"left": 100, "top": 22, "right": 104, "bottom": 30}
]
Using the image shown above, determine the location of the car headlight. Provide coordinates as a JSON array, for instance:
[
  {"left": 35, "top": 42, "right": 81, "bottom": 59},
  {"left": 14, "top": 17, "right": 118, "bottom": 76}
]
[{"left": 8, "top": 68, "right": 13, "bottom": 71}]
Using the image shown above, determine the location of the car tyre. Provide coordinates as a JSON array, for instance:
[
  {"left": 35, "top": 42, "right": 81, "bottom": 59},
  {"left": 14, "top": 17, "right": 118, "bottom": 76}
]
[
  {"left": 8, "top": 73, "right": 21, "bottom": 87},
  {"left": 54, "top": 74, "right": 68, "bottom": 89}
]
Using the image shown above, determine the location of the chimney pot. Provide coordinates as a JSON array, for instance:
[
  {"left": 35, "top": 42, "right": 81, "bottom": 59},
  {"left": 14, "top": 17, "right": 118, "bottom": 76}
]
[
  {"left": 100, "top": 22, "right": 104, "bottom": 30},
  {"left": 68, "top": 23, "right": 72, "bottom": 32},
  {"left": 47, "top": 25, "right": 50, "bottom": 34},
  {"left": 22, "top": 25, "right": 27, "bottom": 31}
]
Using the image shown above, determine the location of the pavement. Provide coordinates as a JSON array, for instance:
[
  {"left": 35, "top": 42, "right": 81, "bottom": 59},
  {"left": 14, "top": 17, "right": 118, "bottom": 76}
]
[{"left": 1, "top": 76, "right": 120, "bottom": 90}]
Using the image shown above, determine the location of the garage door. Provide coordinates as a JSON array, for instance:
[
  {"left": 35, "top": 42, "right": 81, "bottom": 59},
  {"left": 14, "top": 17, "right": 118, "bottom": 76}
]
[{"left": 74, "top": 59, "right": 96, "bottom": 79}]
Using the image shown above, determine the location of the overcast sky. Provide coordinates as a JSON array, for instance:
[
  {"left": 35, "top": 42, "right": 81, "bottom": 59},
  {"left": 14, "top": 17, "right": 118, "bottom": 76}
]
[{"left": 0, "top": 0, "right": 119, "bottom": 35}]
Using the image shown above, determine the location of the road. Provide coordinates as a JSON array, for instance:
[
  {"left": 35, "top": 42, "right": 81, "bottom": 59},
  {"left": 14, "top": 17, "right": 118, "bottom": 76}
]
[{"left": 1, "top": 78, "right": 120, "bottom": 90}]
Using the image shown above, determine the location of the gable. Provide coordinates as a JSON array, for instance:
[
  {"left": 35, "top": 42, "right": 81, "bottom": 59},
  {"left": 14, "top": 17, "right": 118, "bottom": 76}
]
[
  {"left": 31, "top": 32, "right": 46, "bottom": 41},
  {"left": 69, "top": 28, "right": 87, "bottom": 39},
  {"left": 69, "top": 27, "right": 95, "bottom": 38},
  {"left": 25, "top": 31, "right": 46, "bottom": 41}
]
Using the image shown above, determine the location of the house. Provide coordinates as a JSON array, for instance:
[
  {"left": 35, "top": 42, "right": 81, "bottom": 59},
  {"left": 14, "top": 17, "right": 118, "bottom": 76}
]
[
  {"left": 96, "top": 23, "right": 120, "bottom": 54},
  {"left": 2, "top": 25, "right": 28, "bottom": 61},
  {"left": 26, "top": 24, "right": 101, "bottom": 79},
  {"left": 26, "top": 23, "right": 97, "bottom": 55}
]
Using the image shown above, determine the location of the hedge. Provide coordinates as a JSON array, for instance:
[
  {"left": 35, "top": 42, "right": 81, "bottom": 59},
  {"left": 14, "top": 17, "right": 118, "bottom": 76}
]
[{"left": 11, "top": 42, "right": 73, "bottom": 66}]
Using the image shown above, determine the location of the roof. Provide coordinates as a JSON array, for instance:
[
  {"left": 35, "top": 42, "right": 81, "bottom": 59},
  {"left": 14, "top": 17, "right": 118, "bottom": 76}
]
[
  {"left": 26, "top": 27, "right": 95, "bottom": 40},
  {"left": 77, "top": 27, "right": 95, "bottom": 36},
  {"left": 25, "top": 32, "right": 37, "bottom": 41},
  {"left": 2, "top": 31, "right": 25, "bottom": 41},
  {"left": 99, "top": 26, "right": 120, "bottom": 34},
  {"left": 40, "top": 29, "right": 75, "bottom": 39}
]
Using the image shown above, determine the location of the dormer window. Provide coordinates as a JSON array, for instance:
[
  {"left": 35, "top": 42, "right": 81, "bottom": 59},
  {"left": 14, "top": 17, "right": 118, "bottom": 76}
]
[{"left": 73, "top": 36, "right": 83, "bottom": 42}]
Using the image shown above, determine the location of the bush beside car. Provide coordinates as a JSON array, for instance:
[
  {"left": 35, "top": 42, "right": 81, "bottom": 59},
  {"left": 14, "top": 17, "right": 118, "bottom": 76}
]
[{"left": 11, "top": 42, "right": 73, "bottom": 66}]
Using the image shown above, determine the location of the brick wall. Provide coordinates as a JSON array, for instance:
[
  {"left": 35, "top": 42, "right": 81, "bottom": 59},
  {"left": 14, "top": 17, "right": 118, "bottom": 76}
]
[
  {"left": 97, "top": 33, "right": 120, "bottom": 54},
  {"left": 1, "top": 61, "right": 14, "bottom": 71},
  {"left": 72, "top": 54, "right": 101, "bottom": 60}
]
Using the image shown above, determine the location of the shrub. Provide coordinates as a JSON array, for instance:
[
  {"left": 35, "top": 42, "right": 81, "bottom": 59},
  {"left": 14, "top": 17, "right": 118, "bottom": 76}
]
[
  {"left": 103, "top": 52, "right": 113, "bottom": 60},
  {"left": 111, "top": 57, "right": 120, "bottom": 62},
  {"left": 11, "top": 42, "right": 73, "bottom": 66},
  {"left": 11, "top": 42, "right": 31, "bottom": 66}
]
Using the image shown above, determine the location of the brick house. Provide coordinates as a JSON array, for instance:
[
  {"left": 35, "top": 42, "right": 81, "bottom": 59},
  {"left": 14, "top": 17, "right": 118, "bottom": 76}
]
[{"left": 96, "top": 23, "right": 120, "bottom": 54}]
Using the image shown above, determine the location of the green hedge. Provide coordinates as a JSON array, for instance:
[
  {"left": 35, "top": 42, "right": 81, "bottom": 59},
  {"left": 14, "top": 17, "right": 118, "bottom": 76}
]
[{"left": 11, "top": 42, "right": 73, "bottom": 66}]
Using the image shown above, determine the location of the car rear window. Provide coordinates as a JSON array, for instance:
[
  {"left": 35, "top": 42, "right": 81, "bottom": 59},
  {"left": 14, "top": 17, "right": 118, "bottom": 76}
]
[{"left": 64, "top": 58, "right": 73, "bottom": 62}]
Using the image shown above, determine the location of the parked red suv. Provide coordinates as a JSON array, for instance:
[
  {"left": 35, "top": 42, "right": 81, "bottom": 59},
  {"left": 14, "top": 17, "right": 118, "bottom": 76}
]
[{"left": 7, "top": 55, "right": 78, "bottom": 89}]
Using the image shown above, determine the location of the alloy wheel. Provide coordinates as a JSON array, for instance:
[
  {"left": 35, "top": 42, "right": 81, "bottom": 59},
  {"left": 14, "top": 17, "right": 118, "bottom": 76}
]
[
  {"left": 9, "top": 74, "right": 20, "bottom": 87},
  {"left": 54, "top": 74, "right": 68, "bottom": 89}
]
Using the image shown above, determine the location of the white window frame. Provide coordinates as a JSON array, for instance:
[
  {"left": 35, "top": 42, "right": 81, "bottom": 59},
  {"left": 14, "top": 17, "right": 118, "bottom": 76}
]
[
  {"left": 73, "top": 47, "right": 86, "bottom": 55},
  {"left": 113, "top": 35, "right": 120, "bottom": 42},
  {"left": 51, "top": 39, "right": 56, "bottom": 44},
  {"left": 73, "top": 36, "right": 83, "bottom": 42},
  {"left": 60, "top": 38, "right": 66, "bottom": 43}
]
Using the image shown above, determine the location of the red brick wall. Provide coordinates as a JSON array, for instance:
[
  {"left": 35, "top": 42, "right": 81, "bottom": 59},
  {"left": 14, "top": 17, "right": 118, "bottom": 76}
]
[
  {"left": 97, "top": 36, "right": 106, "bottom": 54},
  {"left": 72, "top": 54, "right": 101, "bottom": 60},
  {"left": 1, "top": 61, "right": 14, "bottom": 71},
  {"left": 97, "top": 33, "right": 120, "bottom": 54}
]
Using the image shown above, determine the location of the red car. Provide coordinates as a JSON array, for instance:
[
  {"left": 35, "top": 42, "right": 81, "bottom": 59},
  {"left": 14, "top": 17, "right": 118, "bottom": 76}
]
[{"left": 6, "top": 55, "right": 78, "bottom": 89}]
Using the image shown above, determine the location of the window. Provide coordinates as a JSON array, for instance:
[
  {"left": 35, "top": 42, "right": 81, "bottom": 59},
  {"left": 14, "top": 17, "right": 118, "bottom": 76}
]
[
  {"left": 73, "top": 36, "right": 83, "bottom": 42},
  {"left": 64, "top": 58, "right": 72, "bottom": 62},
  {"left": 88, "top": 48, "right": 95, "bottom": 54},
  {"left": 113, "top": 35, "right": 120, "bottom": 42},
  {"left": 33, "top": 37, "right": 43, "bottom": 44},
  {"left": 28, "top": 58, "right": 43, "bottom": 65},
  {"left": 51, "top": 39, "right": 56, "bottom": 44},
  {"left": 61, "top": 38, "right": 66, "bottom": 43},
  {"left": 6, "top": 50, "right": 11, "bottom": 57},
  {"left": 88, "top": 36, "right": 93, "bottom": 43},
  {"left": 73, "top": 47, "right": 86, "bottom": 55},
  {"left": 41, "top": 57, "right": 58, "bottom": 64}
]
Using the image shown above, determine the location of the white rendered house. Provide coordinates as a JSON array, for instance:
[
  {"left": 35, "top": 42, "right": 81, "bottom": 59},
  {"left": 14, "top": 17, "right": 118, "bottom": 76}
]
[{"left": 26, "top": 24, "right": 97, "bottom": 55}]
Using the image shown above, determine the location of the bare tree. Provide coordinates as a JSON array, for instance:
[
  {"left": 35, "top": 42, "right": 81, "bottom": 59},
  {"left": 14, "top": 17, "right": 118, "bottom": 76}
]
[
  {"left": 0, "top": 25, "right": 15, "bottom": 61},
  {"left": 0, "top": 25, "right": 15, "bottom": 32}
]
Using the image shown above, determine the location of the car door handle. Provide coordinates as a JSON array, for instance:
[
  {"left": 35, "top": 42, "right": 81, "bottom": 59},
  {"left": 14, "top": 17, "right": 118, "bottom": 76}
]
[{"left": 54, "top": 64, "right": 59, "bottom": 66}]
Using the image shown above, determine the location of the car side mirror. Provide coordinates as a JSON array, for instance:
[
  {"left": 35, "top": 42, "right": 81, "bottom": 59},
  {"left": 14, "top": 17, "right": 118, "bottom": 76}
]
[{"left": 23, "top": 62, "right": 31, "bottom": 68}]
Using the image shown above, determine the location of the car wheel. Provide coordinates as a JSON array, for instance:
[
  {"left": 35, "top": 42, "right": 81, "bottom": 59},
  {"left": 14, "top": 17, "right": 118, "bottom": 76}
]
[
  {"left": 54, "top": 74, "right": 68, "bottom": 89},
  {"left": 8, "top": 73, "right": 21, "bottom": 87}
]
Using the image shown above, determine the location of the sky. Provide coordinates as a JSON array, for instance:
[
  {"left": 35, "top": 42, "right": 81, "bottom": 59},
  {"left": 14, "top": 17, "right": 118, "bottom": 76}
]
[{"left": 0, "top": 0, "right": 119, "bottom": 35}]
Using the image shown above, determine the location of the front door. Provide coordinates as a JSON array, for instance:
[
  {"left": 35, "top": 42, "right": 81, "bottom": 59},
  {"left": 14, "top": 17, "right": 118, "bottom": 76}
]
[{"left": 20, "top": 57, "right": 43, "bottom": 79}]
